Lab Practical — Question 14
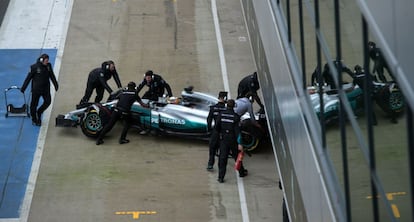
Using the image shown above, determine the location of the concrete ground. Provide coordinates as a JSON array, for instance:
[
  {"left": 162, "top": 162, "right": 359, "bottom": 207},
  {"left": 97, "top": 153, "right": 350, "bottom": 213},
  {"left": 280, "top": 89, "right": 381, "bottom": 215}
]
[{"left": 24, "top": 1, "right": 283, "bottom": 222}]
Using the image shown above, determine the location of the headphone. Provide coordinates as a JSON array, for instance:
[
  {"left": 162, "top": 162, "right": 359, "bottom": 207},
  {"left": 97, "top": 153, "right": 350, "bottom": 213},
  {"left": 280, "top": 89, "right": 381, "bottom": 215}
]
[
  {"left": 102, "top": 60, "right": 114, "bottom": 70},
  {"left": 38, "top": 53, "right": 49, "bottom": 63},
  {"left": 144, "top": 70, "right": 154, "bottom": 79},
  {"left": 144, "top": 74, "right": 155, "bottom": 79}
]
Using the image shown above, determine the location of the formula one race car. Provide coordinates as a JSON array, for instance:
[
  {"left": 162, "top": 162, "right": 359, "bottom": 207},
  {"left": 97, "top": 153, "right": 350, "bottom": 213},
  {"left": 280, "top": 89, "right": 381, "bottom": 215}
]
[
  {"left": 308, "top": 83, "right": 364, "bottom": 125},
  {"left": 55, "top": 87, "right": 267, "bottom": 151}
]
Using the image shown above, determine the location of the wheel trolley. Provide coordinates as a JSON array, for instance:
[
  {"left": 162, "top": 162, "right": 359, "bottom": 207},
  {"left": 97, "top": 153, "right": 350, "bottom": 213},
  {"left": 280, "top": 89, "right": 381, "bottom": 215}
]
[{"left": 4, "top": 86, "right": 30, "bottom": 118}]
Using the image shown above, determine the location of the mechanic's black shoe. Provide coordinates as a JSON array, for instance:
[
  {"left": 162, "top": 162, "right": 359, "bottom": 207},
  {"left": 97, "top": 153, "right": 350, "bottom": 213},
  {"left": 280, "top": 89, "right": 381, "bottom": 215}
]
[
  {"left": 76, "top": 101, "right": 89, "bottom": 109},
  {"left": 206, "top": 165, "right": 214, "bottom": 171},
  {"left": 119, "top": 139, "right": 130, "bottom": 144},
  {"left": 239, "top": 169, "right": 248, "bottom": 177},
  {"left": 218, "top": 178, "right": 224, "bottom": 183},
  {"left": 37, "top": 111, "right": 42, "bottom": 122},
  {"left": 32, "top": 118, "right": 41, "bottom": 126},
  {"left": 96, "top": 139, "right": 104, "bottom": 145}
]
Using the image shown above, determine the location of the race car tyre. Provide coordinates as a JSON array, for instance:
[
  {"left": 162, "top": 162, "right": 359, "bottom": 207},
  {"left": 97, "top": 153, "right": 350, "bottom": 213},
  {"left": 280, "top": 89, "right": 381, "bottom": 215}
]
[
  {"left": 375, "top": 87, "right": 405, "bottom": 115},
  {"left": 81, "top": 109, "right": 103, "bottom": 138},
  {"left": 240, "top": 131, "right": 260, "bottom": 152}
]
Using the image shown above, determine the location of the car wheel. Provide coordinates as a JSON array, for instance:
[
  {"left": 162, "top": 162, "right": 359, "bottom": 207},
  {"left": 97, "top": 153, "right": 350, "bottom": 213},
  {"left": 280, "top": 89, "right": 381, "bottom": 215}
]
[
  {"left": 240, "top": 131, "right": 260, "bottom": 152},
  {"left": 81, "top": 109, "right": 103, "bottom": 138},
  {"left": 388, "top": 91, "right": 404, "bottom": 113},
  {"left": 376, "top": 87, "right": 405, "bottom": 115}
]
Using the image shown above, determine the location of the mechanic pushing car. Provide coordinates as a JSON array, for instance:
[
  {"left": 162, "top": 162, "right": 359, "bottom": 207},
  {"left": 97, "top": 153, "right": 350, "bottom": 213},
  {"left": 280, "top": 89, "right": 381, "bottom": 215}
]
[
  {"left": 136, "top": 70, "right": 173, "bottom": 101},
  {"left": 96, "top": 81, "right": 149, "bottom": 145},
  {"left": 21, "top": 53, "right": 59, "bottom": 126},
  {"left": 215, "top": 99, "right": 248, "bottom": 183},
  {"left": 237, "top": 72, "right": 264, "bottom": 109},
  {"left": 235, "top": 92, "right": 263, "bottom": 131},
  {"left": 206, "top": 91, "right": 228, "bottom": 171},
  {"left": 78, "top": 60, "right": 122, "bottom": 106},
  {"left": 311, "top": 60, "right": 354, "bottom": 89}
]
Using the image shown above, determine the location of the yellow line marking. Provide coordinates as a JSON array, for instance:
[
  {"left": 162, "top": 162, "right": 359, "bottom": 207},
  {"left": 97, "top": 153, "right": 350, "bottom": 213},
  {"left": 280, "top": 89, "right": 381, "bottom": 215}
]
[
  {"left": 115, "top": 211, "right": 157, "bottom": 220},
  {"left": 391, "top": 204, "right": 401, "bottom": 218},
  {"left": 365, "top": 192, "right": 406, "bottom": 218},
  {"left": 366, "top": 191, "right": 406, "bottom": 200}
]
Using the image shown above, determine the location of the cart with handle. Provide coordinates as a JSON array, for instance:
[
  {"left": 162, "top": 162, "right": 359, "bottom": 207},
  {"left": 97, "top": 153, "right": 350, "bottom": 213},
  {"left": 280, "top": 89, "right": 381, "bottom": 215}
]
[{"left": 4, "top": 86, "right": 30, "bottom": 118}]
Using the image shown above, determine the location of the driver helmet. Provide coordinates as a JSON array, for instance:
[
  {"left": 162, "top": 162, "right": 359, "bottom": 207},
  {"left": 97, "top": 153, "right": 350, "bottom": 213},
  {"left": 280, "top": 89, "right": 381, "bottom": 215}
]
[{"left": 354, "top": 65, "right": 363, "bottom": 74}]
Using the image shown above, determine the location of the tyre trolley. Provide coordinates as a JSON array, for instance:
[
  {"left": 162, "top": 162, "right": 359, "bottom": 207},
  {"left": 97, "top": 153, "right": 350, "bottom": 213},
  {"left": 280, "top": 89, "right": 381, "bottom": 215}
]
[{"left": 4, "top": 86, "right": 30, "bottom": 118}]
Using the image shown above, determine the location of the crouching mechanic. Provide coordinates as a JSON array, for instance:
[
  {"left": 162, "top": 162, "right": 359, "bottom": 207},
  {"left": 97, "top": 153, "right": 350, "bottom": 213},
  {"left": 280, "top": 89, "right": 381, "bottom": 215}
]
[
  {"left": 237, "top": 72, "right": 264, "bottom": 108},
  {"left": 79, "top": 60, "right": 122, "bottom": 106},
  {"left": 216, "top": 99, "right": 248, "bottom": 183},
  {"left": 96, "top": 81, "right": 149, "bottom": 145}
]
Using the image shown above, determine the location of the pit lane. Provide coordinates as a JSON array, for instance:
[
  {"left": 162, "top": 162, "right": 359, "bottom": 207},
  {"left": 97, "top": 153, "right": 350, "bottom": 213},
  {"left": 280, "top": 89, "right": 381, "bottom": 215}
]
[{"left": 1, "top": 0, "right": 283, "bottom": 221}]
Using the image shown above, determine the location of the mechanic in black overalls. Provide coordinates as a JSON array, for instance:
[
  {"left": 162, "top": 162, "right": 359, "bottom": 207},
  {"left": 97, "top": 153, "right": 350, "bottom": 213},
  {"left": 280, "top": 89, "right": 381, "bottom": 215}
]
[
  {"left": 215, "top": 99, "right": 248, "bottom": 183},
  {"left": 79, "top": 60, "right": 122, "bottom": 105},
  {"left": 21, "top": 53, "right": 59, "bottom": 126},
  {"left": 368, "top": 41, "right": 394, "bottom": 83},
  {"left": 206, "top": 91, "right": 228, "bottom": 171},
  {"left": 311, "top": 60, "right": 354, "bottom": 89},
  {"left": 96, "top": 81, "right": 148, "bottom": 145},
  {"left": 352, "top": 65, "right": 378, "bottom": 125},
  {"left": 237, "top": 72, "right": 264, "bottom": 108},
  {"left": 136, "top": 70, "right": 173, "bottom": 101}
]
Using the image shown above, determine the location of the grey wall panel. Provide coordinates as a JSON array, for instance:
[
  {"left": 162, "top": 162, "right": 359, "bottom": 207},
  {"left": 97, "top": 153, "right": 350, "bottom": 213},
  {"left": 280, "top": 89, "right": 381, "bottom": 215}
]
[
  {"left": 0, "top": 0, "right": 10, "bottom": 27},
  {"left": 241, "top": 0, "right": 341, "bottom": 221}
]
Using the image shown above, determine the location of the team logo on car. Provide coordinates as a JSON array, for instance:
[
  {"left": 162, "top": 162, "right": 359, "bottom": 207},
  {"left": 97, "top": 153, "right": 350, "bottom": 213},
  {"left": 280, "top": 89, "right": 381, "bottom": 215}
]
[{"left": 160, "top": 117, "right": 185, "bottom": 125}]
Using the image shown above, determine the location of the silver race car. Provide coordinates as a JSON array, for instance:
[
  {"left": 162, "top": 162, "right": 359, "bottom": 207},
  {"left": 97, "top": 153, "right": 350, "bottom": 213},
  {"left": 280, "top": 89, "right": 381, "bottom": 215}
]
[{"left": 56, "top": 87, "right": 267, "bottom": 151}]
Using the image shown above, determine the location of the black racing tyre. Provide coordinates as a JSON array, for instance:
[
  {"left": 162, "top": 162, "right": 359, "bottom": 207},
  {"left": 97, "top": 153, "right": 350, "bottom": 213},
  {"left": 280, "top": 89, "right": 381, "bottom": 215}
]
[
  {"left": 240, "top": 131, "right": 260, "bottom": 152},
  {"left": 81, "top": 110, "right": 103, "bottom": 138},
  {"left": 376, "top": 87, "right": 405, "bottom": 114},
  {"left": 388, "top": 91, "right": 405, "bottom": 113}
]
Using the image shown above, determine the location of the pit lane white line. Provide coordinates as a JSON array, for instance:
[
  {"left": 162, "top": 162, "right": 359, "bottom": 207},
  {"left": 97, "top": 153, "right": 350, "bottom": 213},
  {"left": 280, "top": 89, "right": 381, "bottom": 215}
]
[{"left": 211, "top": 1, "right": 250, "bottom": 222}]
